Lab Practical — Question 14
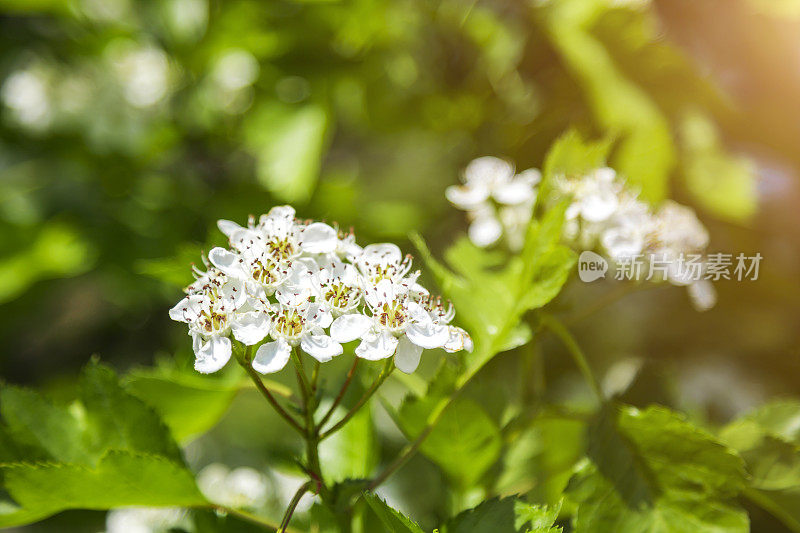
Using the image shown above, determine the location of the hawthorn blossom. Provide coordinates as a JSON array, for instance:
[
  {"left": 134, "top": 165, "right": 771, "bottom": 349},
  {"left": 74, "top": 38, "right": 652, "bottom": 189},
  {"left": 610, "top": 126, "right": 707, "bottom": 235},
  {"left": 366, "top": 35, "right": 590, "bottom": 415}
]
[
  {"left": 170, "top": 206, "right": 471, "bottom": 376},
  {"left": 446, "top": 156, "right": 540, "bottom": 250},
  {"left": 421, "top": 296, "right": 474, "bottom": 353},
  {"left": 329, "top": 279, "right": 450, "bottom": 373},
  {"left": 168, "top": 262, "right": 248, "bottom": 373},
  {"left": 252, "top": 285, "right": 341, "bottom": 373}
]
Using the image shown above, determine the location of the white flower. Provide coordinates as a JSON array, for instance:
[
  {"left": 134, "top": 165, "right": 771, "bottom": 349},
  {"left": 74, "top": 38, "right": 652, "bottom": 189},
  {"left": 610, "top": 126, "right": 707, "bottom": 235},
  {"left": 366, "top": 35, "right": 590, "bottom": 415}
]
[
  {"left": 329, "top": 279, "right": 450, "bottom": 373},
  {"left": 422, "top": 296, "right": 474, "bottom": 353},
  {"left": 105, "top": 507, "right": 186, "bottom": 533},
  {"left": 252, "top": 285, "right": 341, "bottom": 373},
  {"left": 560, "top": 167, "right": 622, "bottom": 225},
  {"left": 169, "top": 264, "right": 251, "bottom": 373},
  {"left": 313, "top": 259, "right": 363, "bottom": 316},
  {"left": 599, "top": 192, "right": 651, "bottom": 261},
  {"left": 197, "top": 463, "right": 268, "bottom": 509},
  {"left": 447, "top": 157, "right": 540, "bottom": 250},
  {"left": 355, "top": 243, "right": 413, "bottom": 284}
]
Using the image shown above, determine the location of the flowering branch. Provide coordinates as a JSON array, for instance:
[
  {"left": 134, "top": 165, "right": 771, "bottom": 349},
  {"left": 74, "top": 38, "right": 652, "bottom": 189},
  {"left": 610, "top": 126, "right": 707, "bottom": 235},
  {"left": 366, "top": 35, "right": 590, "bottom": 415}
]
[
  {"left": 316, "top": 357, "right": 359, "bottom": 431},
  {"left": 235, "top": 345, "right": 305, "bottom": 435},
  {"left": 319, "top": 358, "right": 394, "bottom": 440}
]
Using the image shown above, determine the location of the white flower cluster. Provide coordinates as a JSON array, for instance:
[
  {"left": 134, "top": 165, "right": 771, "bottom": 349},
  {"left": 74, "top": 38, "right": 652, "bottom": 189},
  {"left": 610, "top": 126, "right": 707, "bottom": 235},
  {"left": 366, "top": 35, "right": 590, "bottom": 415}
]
[
  {"left": 445, "top": 156, "right": 540, "bottom": 251},
  {"left": 448, "top": 156, "right": 717, "bottom": 311},
  {"left": 169, "top": 206, "right": 472, "bottom": 375}
]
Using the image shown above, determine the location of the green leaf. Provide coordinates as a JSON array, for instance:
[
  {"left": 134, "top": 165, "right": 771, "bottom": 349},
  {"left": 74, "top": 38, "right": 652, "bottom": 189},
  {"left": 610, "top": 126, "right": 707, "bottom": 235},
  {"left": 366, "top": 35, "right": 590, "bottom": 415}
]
[
  {"left": 245, "top": 101, "right": 330, "bottom": 204},
  {"left": 720, "top": 401, "right": 800, "bottom": 532},
  {"left": 679, "top": 111, "right": 757, "bottom": 223},
  {"left": 125, "top": 366, "right": 244, "bottom": 444},
  {"left": 441, "top": 496, "right": 562, "bottom": 533},
  {"left": 413, "top": 204, "right": 575, "bottom": 382},
  {"left": 362, "top": 492, "right": 425, "bottom": 533},
  {"left": 0, "top": 450, "right": 206, "bottom": 528},
  {"left": 80, "top": 361, "right": 183, "bottom": 462},
  {"left": 0, "top": 386, "right": 93, "bottom": 465},
  {"left": 399, "top": 395, "right": 502, "bottom": 487},
  {"left": 538, "top": 3, "right": 675, "bottom": 203},
  {"left": 539, "top": 129, "right": 612, "bottom": 207},
  {"left": 319, "top": 403, "right": 378, "bottom": 483},
  {"left": 567, "top": 404, "right": 749, "bottom": 533},
  {"left": 496, "top": 412, "right": 585, "bottom": 503}
]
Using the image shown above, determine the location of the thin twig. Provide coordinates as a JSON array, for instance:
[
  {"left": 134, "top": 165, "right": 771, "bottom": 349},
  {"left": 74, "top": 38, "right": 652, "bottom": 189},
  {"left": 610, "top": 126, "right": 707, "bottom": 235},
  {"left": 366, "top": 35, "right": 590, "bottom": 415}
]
[
  {"left": 317, "top": 358, "right": 359, "bottom": 431},
  {"left": 279, "top": 481, "right": 312, "bottom": 532},
  {"left": 237, "top": 347, "right": 305, "bottom": 435},
  {"left": 319, "top": 358, "right": 393, "bottom": 440},
  {"left": 541, "top": 313, "right": 603, "bottom": 401},
  {"left": 292, "top": 350, "right": 312, "bottom": 400}
]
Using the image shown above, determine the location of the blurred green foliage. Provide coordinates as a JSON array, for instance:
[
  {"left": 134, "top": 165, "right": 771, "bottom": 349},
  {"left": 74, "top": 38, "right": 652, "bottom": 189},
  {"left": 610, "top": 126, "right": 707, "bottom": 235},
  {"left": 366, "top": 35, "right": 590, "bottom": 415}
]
[{"left": 2, "top": 0, "right": 800, "bottom": 531}]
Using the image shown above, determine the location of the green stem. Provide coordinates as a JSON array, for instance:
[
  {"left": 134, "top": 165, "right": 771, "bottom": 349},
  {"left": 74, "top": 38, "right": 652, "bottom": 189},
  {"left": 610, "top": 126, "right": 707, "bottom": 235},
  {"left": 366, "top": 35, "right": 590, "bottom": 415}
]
[
  {"left": 319, "top": 358, "right": 394, "bottom": 440},
  {"left": 292, "top": 350, "right": 312, "bottom": 400},
  {"left": 368, "top": 387, "right": 461, "bottom": 491},
  {"left": 208, "top": 504, "right": 298, "bottom": 532},
  {"left": 236, "top": 346, "right": 305, "bottom": 435},
  {"left": 317, "top": 358, "right": 359, "bottom": 431},
  {"left": 541, "top": 314, "right": 603, "bottom": 402},
  {"left": 279, "top": 481, "right": 312, "bottom": 532}
]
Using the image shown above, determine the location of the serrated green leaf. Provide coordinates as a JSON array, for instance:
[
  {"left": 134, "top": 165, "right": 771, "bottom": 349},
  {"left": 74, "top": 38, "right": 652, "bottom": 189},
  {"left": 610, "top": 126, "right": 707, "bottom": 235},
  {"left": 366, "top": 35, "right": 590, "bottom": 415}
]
[
  {"left": 0, "top": 450, "right": 206, "bottom": 528},
  {"left": 125, "top": 367, "right": 243, "bottom": 444},
  {"left": 441, "top": 496, "right": 561, "bottom": 533},
  {"left": 567, "top": 404, "right": 749, "bottom": 533},
  {"left": 0, "top": 386, "right": 92, "bottom": 465},
  {"left": 362, "top": 492, "right": 425, "bottom": 533},
  {"left": 80, "top": 361, "right": 183, "bottom": 463},
  {"left": 720, "top": 401, "right": 800, "bottom": 532},
  {"left": 399, "top": 395, "right": 501, "bottom": 487}
]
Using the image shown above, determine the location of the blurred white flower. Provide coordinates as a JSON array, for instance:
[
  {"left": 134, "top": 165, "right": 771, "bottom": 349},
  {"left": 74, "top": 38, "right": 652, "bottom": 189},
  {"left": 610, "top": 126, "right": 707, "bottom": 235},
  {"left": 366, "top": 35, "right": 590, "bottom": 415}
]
[
  {"left": 197, "top": 463, "right": 268, "bottom": 509},
  {"left": 2, "top": 67, "right": 52, "bottom": 129},
  {"left": 446, "top": 156, "right": 540, "bottom": 250},
  {"left": 212, "top": 49, "right": 260, "bottom": 92},
  {"left": 105, "top": 507, "right": 186, "bottom": 533},
  {"left": 109, "top": 43, "right": 171, "bottom": 108}
]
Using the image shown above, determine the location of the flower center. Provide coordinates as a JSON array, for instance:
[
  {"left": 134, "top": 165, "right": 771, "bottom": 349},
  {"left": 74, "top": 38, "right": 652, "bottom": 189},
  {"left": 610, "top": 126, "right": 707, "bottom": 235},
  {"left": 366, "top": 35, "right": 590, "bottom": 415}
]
[
  {"left": 267, "top": 237, "right": 295, "bottom": 261},
  {"left": 325, "top": 282, "right": 358, "bottom": 310},
  {"left": 199, "top": 309, "right": 228, "bottom": 335},
  {"left": 378, "top": 300, "right": 406, "bottom": 330},
  {"left": 275, "top": 309, "right": 305, "bottom": 338},
  {"left": 251, "top": 259, "right": 280, "bottom": 285}
]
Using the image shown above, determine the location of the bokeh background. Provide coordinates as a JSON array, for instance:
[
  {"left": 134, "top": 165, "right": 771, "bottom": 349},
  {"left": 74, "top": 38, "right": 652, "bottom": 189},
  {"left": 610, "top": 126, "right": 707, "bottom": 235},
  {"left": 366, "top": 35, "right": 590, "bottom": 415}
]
[{"left": 1, "top": 0, "right": 799, "bottom": 530}]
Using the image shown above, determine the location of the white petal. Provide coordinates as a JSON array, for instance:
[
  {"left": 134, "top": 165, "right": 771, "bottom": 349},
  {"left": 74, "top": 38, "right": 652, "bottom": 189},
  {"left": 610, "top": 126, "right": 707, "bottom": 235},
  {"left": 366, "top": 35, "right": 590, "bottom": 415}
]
[
  {"left": 394, "top": 336, "right": 424, "bottom": 374},
  {"left": 267, "top": 205, "right": 295, "bottom": 220},
  {"left": 406, "top": 319, "right": 450, "bottom": 349},
  {"left": 360, "top": 243, "right": 402, "bottom": 268},
  {"left": 208, "top": 247, "right": 246, "bottom": 278},
  {"left": 468, "top": 216, "right": 502, "bottom": 248},
  {"left": 688, "top": 280, "right": 717, "bottom": 312},
  {"left": 252, "top": 339, "right": 292, "bottom": 374},
  {"left": 221, "top": 279, "right": 247, "bottom": 308},
  {"left": 217, "top": 219, "right": 243, "bottom": 238},
  {"left": 231, "top": 311, "right": 271, "bottom": 346},
  {"left": 580, "top": 191, "right": 618, "bottom": 222},
  {"left": 169, "top": 296, "right": 199, "bottom": 323},
  {"left": 445, "top": 184, "right": 490, "bottom": 210},
  {"left": 444, "top": 326, "right": 473, "bottom": 353},
  {"left": 301, "top": 222, "right": 338, "bottom": 254},
  {"left": 300, "top": 334, "right": 343, "bottom": 363},
  {"left": 194, "top": 336, "right": 232, "bottom": 374},
  {"left": 492, "top": 178, "right": 536, "bottom": 205},
  {"left": 355, "top": 330, "right": 398, "bottom": 361},
  {"left": 464, "top": 156, "right": 514, "bottom": 186},
  {"left": 330, "top": 313, "right": 372, "bottom": 343}
]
